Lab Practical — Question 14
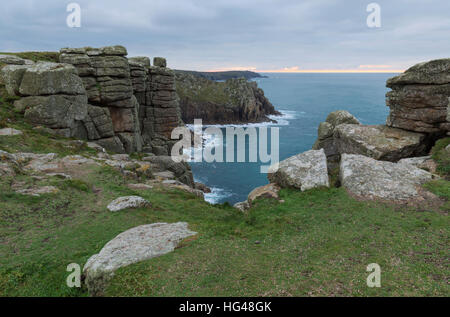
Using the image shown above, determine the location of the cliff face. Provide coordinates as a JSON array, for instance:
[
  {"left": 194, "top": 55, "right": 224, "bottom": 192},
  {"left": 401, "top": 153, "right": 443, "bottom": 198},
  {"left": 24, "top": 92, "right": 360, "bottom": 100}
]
[
  {"left": 1, "top": 46, "right": 182, "bottom": 155},
  {"left": 175, "top": 73, "right": 280, "bottom": 124},
  {"left": 386, "top": 58, "right": 450, "bottom": 135}
]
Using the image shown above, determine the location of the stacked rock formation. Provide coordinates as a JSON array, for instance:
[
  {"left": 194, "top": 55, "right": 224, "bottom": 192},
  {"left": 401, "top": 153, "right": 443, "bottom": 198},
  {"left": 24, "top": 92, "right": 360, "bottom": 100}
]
[
  {"left": 59, "top": 46, "right": 142, "bottom": 153},
  {"left": 145, "top": 61, "right": 183, "bottom": 155},
  {"left": 386, "top": 58, "right": 450, "bottom": 135},
  {"left": 1, "top": 61, "right": 88, "bottom": 138},
  {"left": 0, "top": 46, "right": 185, "bottom": 155}
]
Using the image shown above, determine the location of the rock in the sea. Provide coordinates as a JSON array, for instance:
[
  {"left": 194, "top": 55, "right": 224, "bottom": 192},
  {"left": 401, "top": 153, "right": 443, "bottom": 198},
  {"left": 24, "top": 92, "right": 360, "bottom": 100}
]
[
  {"left": 334, "top": 124, "right": 427, "bottom": 162},
  {"left": 386, "top": 58, "right": 450, "bottom": 134},
  {"left": 83, "top": 222, "right": 197, "bottom": 296},
  {"left": 340, "top": 154, "right": 434, "bottom": 201},
  {"left": 0, "top": 128, "right": 23, "bottom": 136},
  {"left": 312, "top": 110, "right": 360, "bottom": 168},
  {"left": 268, "top": 149, "right": 329, "bottom": 191},
  {"left": 248, "top": 183, "right": 280, "bottom": 205},
  {"left": 106, "top": 196, "right": 150, "bottom": 212}
]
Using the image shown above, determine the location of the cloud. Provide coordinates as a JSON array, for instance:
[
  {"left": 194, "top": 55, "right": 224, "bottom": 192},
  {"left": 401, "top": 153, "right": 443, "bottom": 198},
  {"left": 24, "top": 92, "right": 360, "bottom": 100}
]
[{"left": 0, "top": 0, "right": 449, "bottom": 70}]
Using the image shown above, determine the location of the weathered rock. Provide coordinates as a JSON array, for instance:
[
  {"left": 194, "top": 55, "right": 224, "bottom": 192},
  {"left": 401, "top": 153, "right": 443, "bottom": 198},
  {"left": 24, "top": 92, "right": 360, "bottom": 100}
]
[
  {"left": 0, "top": 54, "right": 33, "bottom": 65},
  {"left": 18, "top": 62, "right": 85, "bottom": 96},
  {"left": 143, "top": 155, "right": 194, "bottom": 187},
  {"left": 386, "top": 59, "right": 450, "bottom": 134},
  {"left": 340, "top": 154, "right": 434, "bottom": 201},
  {"left": 129, "top": 56, "right": 151, "bottom": 67},
  {"left": 153, "top": 57, "right": 167, "bottom": 68},
  {"left": 312, "top": 110, "right": 360, "bottom": 168},
  {"left": 0, "top": 162, "right": 15, "bottom": 177},
  {"left": 387, "top": 59, "right": 450, "bottom": 86},
  {"left": 1, "top": 64, "right": 31, "bottom": 95},
  {"left": 106, "top": 196, "right": 150, "bottom": 212},
  {"left": 194, "top": 182, "right": 211, "bottom": 193},
  {"left": 16, "top": 186, "right": 59, "bottom": 196},
  {"left": 162, "top": 181, "right": 204, "bottom": 198},
  {"left": 18, "top": 95, "right": 88, "bottom": 135},
  {"left": 268, "top": 149, "right": 329, "bottom": 191},
  {"left": 176, "top": 74, "right": 280, "bottom": 125},
  {"left": 234, "top": 201, "right": 250, "bottom": 212},
  {"left": 398, "top": 156, "right": 437, "bottom": 173},
  {"left": 248, "top": 183, "right": 280, "bottom": 205},
  {"left": 0, "top": 128, "right": 23, "bottom": 136},
  {"left": 334, "top": 124, "right": 427, "bottom": 162},
  {"left": 83, "top": 222, "right": 196, "bottom": 295},
  {"left": 95, "top": 136, "right": 125, "bottom": 153},
  {"left": 127, "top": 183, "right": 153, "bottom": 190}
]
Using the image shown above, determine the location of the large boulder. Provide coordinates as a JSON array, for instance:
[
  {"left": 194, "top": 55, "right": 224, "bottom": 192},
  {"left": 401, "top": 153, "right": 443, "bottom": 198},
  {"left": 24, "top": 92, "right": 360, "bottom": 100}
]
[
  {"left": 386, "top": 59, "right": 450, "bottom": 134},
  {"left": 18, "top": 62, "right": 85, "bottom": 96},
  {"left": 0, "top": 54, "right": 33, "bottom": 66},
  {"left": 312, "top": 110, "right": 360, "bottom": 168},
  {"left": 83, "top": 222, "right": 197, "bottom": 296},
  {"left": 268, "top": 149, "right": 329, "bottom": 191},
  {"left": 106, "top": 196, "right": 150, "bottom": 212},
  {"left": 1, "top": 64, "right": 30, "bottom": 95},
  {"left": 143, "top": 155, "right": 194, "bottom": 187},
  {"left": 247, "top": 183, "right": 280, "bottom": 205},
  {"left": 340, "top": 154, "right": 434, "bottom": 201},
  {"left": 17, "top": 95, "right": 88, "bottom": 137},
  {"left": 334, "top": 124, "right": 427, "bottom": 162}
]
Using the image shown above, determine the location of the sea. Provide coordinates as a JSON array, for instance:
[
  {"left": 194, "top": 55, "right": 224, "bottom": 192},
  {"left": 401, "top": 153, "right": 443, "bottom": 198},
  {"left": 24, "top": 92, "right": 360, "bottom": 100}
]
[{"left": 187, "top": 73, "right": 399, "bottom": 205}]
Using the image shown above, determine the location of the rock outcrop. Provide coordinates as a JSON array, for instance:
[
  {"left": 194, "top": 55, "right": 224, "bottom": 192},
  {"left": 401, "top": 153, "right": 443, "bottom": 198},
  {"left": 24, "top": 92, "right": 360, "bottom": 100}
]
[
  {"left": 268, "top": 149, "right": 329, "bottom": 191},
  {"left": 334, "top": 124, "right": 427, "bottom": 162},
  {"left": 386, "top": 58, "right": 450, "bottom": 135},
  {"left": 312, "top": 110, "right": 360, "bottom": 168},
  {"left": 1, "top": 62, "right": 89, "bottom": 138},
  {"left": 106, "top": 196, "right": 150, "bottom": 212},
  {"left": 176, "top": 73, "right": 280, "bottom": 124},
  {"left": 0, "top": 46, "right": 186, "bottom": 155},
  {"left": 59, "top": 46, "right": 142, "bottom": 153},
  {"left": 340, "top": 154, "right": 434, "bottom": 201},
  {"left": 83, "top": 222, "right": 197, "bottom": 296},
  {"left": 247, "top": 183, "right": 280, "bottom": 206}
]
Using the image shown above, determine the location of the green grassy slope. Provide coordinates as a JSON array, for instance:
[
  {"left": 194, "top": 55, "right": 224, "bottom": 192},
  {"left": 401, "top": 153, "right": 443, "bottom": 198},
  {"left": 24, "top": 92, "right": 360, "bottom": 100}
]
[{"left": 0, "top": 79, "right": 449, "bottom": 297}]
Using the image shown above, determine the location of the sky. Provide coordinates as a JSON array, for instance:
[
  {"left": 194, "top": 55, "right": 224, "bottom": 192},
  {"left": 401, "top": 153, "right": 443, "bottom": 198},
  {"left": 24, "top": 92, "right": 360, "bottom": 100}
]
[{"left": 1, "top": 0, "right": 449, "bottom": 72}]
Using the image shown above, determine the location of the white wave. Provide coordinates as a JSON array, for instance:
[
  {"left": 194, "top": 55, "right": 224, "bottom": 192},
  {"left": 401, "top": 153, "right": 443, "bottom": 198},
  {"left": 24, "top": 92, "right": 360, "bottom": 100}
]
[
  {"left": 186, "top": 110, "right": 298, "bottom": 130},
  {"left": 203, "top": 187, "right": 234, "bottom": 204}
]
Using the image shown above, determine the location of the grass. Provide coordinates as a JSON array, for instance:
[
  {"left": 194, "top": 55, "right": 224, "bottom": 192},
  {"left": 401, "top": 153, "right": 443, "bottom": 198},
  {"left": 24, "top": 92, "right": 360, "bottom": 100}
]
[
  {"left": 0, "top": 51, "right": 60, "bottom": 63},
  {"left": 0, "top": 81, "right": 449, "bottom": 297}
]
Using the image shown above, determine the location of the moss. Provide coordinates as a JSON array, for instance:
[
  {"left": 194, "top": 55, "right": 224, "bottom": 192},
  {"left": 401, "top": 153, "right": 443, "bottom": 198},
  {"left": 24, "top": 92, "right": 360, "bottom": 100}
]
[
  {"left": 431, "top": 137, "right": 450, "bottom": 178},
  {"left": 0, "top": 51, "right": 60, "bottom": 63}
]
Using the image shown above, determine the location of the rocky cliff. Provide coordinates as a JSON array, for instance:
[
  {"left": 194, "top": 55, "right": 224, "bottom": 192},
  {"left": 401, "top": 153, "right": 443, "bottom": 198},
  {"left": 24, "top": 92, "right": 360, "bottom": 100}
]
[
  {"left": 386, "top": 58, "right": 450, "bottom": 135},
  {"left": 0, "top": 46, "right": 182, "bottom": 155},
  {"left": 175, "top": 72, "right": 280, "bottom": 124}
]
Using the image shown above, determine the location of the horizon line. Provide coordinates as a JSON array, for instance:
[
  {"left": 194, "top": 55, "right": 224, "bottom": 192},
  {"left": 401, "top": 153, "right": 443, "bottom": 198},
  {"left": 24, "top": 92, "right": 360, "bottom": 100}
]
[{"left": 205, "top": 69, "right": 405, "bottom": 74}]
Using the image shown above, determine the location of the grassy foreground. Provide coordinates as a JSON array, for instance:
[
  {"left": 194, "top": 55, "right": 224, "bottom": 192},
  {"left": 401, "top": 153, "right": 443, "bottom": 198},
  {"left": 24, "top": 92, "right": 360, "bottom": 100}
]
[{"left": 0, "top": 69, "right": 449, "bottom": 297}]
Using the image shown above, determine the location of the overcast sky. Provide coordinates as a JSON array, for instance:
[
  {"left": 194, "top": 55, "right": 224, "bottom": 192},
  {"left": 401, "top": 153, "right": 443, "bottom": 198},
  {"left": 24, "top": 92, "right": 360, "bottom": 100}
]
[{"left": 1, "top": 0, "right": 449, "bottom": 71}]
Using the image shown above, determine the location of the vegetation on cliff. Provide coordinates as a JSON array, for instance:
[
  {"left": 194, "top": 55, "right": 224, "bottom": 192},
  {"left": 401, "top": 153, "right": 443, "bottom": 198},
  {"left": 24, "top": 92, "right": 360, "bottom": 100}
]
[
  {"left": 175, "top": 72, "right": 280, "bottom": 124},
  {"left": 1, "top": 82, "right": 449, "bottom": 296},
  {"left": 175, "top": 70, "right": 265, "bottom": 81}
]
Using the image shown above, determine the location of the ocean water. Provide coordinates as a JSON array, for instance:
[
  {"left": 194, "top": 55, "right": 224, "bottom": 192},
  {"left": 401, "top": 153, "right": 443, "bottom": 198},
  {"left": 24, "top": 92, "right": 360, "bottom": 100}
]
[{"left": 188, "top": 73, "right": 398, "bottom": 205}]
